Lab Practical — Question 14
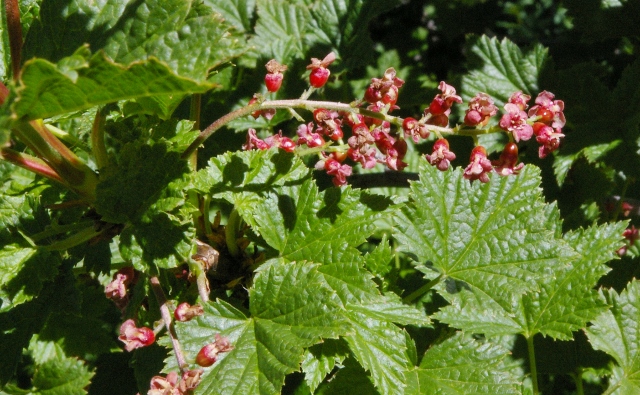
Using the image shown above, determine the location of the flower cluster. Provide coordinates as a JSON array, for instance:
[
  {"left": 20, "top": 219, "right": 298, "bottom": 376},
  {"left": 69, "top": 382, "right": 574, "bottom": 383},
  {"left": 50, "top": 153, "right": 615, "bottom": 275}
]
[
  {"left": 105, "top": 266, "right": 138, "bottom": 311},
  {"left": 119, "top": 319, "right": 155, "bottom": 351},
  {"left": 617, "top": 226, "right": 639, "bottom": 256},
  {"left": 144, "top": 369, "right": 204, "bottom": 395},
  {"left": 243, "top": 57, "right": 566, "bottom": 186}
]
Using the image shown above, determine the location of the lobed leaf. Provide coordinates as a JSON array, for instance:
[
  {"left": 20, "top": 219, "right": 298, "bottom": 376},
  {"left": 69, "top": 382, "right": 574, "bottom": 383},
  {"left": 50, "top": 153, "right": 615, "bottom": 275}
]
[
  {"left": 461, "top": 36, "right": 548, "bottom": 105},
  {"left": 394, "top": 162, "right": 572, "bottom": 309},
  {"left": 13, "top": 48, "right": 214, "bottom": 120},
  {"left": 586, "top": 281, "right": 640, "bottom": 394},
  {"left": 173, "top": 259, "right": 348, "bottom": 395},
  {"left": 405, "top": 333, "right": 520, "bottom": 395}
]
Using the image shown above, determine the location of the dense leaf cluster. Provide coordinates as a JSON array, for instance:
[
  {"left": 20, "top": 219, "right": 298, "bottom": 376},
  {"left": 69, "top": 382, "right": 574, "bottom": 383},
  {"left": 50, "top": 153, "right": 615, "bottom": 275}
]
[{"left": 0, "top": 0, "right": 639, "bottom": 394}]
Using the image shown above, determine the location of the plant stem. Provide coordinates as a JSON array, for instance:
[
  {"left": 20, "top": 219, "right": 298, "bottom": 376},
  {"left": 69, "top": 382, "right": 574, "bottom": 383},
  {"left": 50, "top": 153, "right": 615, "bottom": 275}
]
[
  {"left": 527, "top": 335, "right": 539, "bottom": 395},
  {"left": 91, "top": 108, "right": 109, "bottom": 169},
  {"left": 13, "top": 120, "right": 98, "bottom": 201},
  {"left": 225, "top": 208, "right": 240, "bottom": 258},
  {"left": 43, "top": 225, "right": 102, "bottom": 251},
  {"left": 402, "top": 274, "right": 443, "bottom": 303},
  {"left": 0, "top": 148, "right": 65, "bottom": 184},
  {"left": 4, "top": 0, "right": 22, "bottom": 80},
  {"left": 150, "top": 276, "right": 188, "bottom": 372},
  {"left": 573, "top": 368, "right": 584, "bottom": 395}
]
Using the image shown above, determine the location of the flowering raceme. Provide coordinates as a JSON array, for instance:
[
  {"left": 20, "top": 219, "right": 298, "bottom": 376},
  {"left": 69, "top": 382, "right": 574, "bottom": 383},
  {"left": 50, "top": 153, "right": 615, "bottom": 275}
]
[{"left": 241, "top": 59, "right": 565, "bottom": 185}]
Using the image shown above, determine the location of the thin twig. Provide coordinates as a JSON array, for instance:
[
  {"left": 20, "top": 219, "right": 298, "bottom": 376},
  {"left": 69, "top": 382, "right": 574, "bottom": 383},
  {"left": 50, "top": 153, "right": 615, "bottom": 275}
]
[{"left": 150, "top": 276, "right": 188, "bottom": 372}]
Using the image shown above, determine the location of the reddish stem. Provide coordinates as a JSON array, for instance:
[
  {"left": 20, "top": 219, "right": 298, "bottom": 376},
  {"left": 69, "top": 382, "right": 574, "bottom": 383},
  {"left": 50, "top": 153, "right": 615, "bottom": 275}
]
[
  {"left": 5, "top": 0, "right": 23, "bottom": 80},
  {"left": 150, "top": 276, "right": 188, "bottom": 372},
  {"left": 0, "top": 147, "right": 65, "bottom": 184}
]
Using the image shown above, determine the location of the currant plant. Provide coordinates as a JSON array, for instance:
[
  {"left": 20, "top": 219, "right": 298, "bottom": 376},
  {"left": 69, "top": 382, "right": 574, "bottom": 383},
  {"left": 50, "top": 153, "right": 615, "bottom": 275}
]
[{"left": 0, "top": 1, "right": 638, "bottom": 395}]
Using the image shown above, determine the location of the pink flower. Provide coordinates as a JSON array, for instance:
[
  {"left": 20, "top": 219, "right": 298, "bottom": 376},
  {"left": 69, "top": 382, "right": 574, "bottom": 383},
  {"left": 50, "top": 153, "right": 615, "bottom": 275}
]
[
  {"left": 243, "top": 128, "right": 269, "bottom": 150},
  {"left": 322, "top": 158, "right": 352, "bottom": 186},
  {"left": 174, "top": 302, "right": 204, "bottom": 322},
  {"left": 499, "top": 103, "right": 534, "bottom": 142},
  {"left": 148, "top": 372, "right": 180, "bottom": 395},
  {"left": 195, "top": 334, "right": 234, "bottom": 367},
  {"left": 533, "top": 122, "right": 564, "bottom": 158},
  {"left": 528, "top": 91, "right": 565, "bottom": 129},
  {"left": 424, "top": 81, "right": 462, "bottom": 126},
  {"left": 507, "top": 91, "right": 531, "bottom": 111},
  {"left": 105, "top": 267, "right": 137, "bottom": 310},
  {"left": 402, "top": 117, "right": 430, "bottom": 143},
  {"left": 426, "top": 139, "right": 456, "bottom": 171},
  {"left": 179, "top": 369, "right": 204, "bottom": 393},
  {"left": 372, "top": 127, "right": 407, "bottom": 171},
  {"left": 297, "top": 122, "right": 325, "bottom": 148},
  {"left": 617, "top": 226, "right": 639, "bottom": 256},
  {"left": 363, "top": 67, "right": 405, "bottom": 106},
  {"left": 313, "top": 109, "right": 343, "bottom": 141},
  {"left": 464, "top": 93, "right": 498, "bottom": 126},
  {"left": 119, "top": 319, "right": 155, "bottom": 351},
  {"left": 463, "top": 146, "right": 493, "bottom": 183},
  {"left": 347, "top": 123, "right": 377, "bottom": 169},
  {"left": 492, "top": 142, "right": 524, "bottom": 176},
  {"left": 264, "top": 131, "right": 296, "bottom": 152}
]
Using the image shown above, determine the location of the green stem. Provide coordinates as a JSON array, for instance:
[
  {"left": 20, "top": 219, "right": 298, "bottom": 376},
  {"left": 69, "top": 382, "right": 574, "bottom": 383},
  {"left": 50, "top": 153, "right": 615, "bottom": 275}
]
[
  {"left": 4, "top": 0, "right": 22, "bottom": 80},
  {"left": 0, "top": 148, "right": 65, "bottom": 184},
  {"left": 601, "top": 382, "right": 621, "bottom": 395},
  {"left": 573, "top": 368, "right": 584, "bottom": 395},
  {"left": 91, "top": 108, "right": 109, "bottom": 169},
  {"left": 46, "top": 124, "right": 91, "bottom": 153},
  {"left": 30, "top": 220, "right": 95, "bottom": 242},
  {"left": 13, "top": 120, "right": 98, "bottom": 201},
  {"left": 188, "top": 94, "right": 203, "bottom": 235},
  {"left": 225, "top": 208, "right": 241, "bottom": 258},
  {"left": 43, "top": 225, "right": 102, "bottom": 251},
  {"left": 527, "top": 335, "right": 539, "bottom": 395},
  {"left": 403, "top": 274, "right": 443, "bottom": 303}
]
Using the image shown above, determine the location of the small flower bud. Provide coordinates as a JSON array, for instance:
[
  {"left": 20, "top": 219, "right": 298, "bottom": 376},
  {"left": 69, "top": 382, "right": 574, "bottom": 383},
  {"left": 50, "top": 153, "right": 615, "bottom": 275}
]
[
  {"left": 119, "top": 319, "right": 155, "bottom": 351},
  {"left": 174, "top": 302, "right": 204, "bottom": 322},
  {"left": 196, "top": 334, "right": 234, "bottom": 367}
]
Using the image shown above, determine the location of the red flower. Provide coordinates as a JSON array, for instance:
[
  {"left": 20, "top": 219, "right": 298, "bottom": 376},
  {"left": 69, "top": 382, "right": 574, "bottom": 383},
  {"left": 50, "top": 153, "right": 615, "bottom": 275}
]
[
  {"left": 363, "top": 67, "right": 404, "bottom": 106},
  {"left": 264, "top": 59, "right": 288, "bottom": 92},
  {"left": 307, "top": 52, "right": 336, "bottom": 88},
  {"left": 533, "top": 123, "right": 564, "bottom": 158},
  {"left": 528, "top": 91, "right": 565, "bottom": 129},
  {"left": 463, "top": 146, "right": 493, "bottom": 183},
  {"left": 507, "top": 91, "right": 531, "bottom": 111},
  {"left": 195, "top": 334, "right": 234, "bottom": 367},
  {"left": 402, "top": 117, "right": 430, "bottom": 143},
  {"left": 464, "top": 93, "right": 498, "bottom": 126},
  {"left": 426, "top": 139, "right": 456, "bottom": 171},
  {"left": 492, "top": 142, "right": 524, "bottom": 176},
  {"left": 119, "top": 319, "right": 155, "bottom": 351}
]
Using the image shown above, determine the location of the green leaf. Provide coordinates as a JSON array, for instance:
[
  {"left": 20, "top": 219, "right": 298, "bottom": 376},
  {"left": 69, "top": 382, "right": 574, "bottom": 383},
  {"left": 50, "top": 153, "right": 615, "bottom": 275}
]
[
  {"left": 405, "top": 333, "right": 520, "bottom": 395},
  {"left": 204, "top": 0, "right": 257, "bottom": 33},
  {"left": 586, "top": 281, "right": 640, "bottom": 394},
  {"left": 343, "top": 309, "right": 412, "bottom": 394},
  {"left": 173, "top": 259, "right": 347, "bottom": 395},
  {"left": 305, "top": 0, "right": 402, "bottom": 69},
  {"left": 95, "top": 140, "right": 189, "bottom": 223},
  {"left": 250, "top": 181, "right": 393, "bottom": 264},
  {"left": 0, "top": 245, "right": 60, "bottom": 310},
  {"left": 553, "top": 141, "right": 622, "bottom": 186},
  {"left": 250, "top": 0, "right": 311, "bottom": 63},
  {"left": 301, "top": 339, "right": 349, "bottom": 392},
  {"left": 30, "top": 356, "right": 93, "bottom": 395},
  {"left": 319, "top": 356, "right": 379, "bottom": 395},
  {"left": 520, "top": 222, "right": 626, "bottom": 340},
  {"left": 13, "top": 48, "right": 214, "bottom": 120},
  {"left": 394, "top": 162, "right": 572, "bottom": 309},
  {"left": 461, "top": 36, "right": 548, "bottom": 104},
  {"left": 22, "top": 0, "right": 244, "bottom": 83}
]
